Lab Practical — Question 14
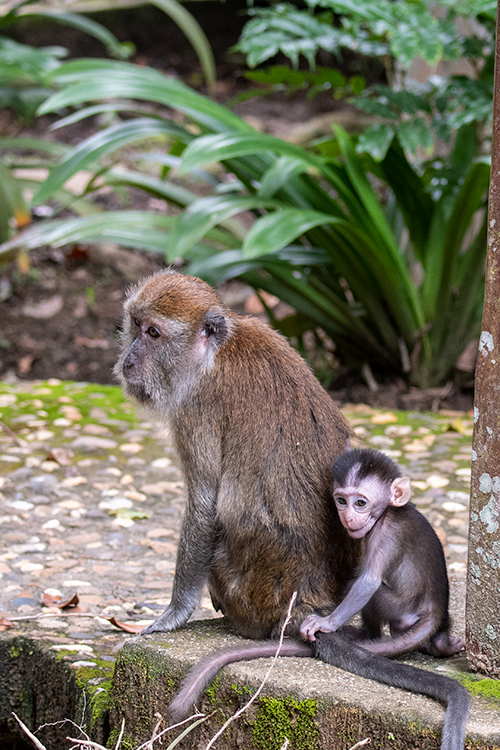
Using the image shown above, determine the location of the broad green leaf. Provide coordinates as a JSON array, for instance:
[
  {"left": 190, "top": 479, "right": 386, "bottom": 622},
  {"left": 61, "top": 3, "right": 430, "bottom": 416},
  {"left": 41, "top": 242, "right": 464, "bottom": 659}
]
[
  {"left": 0, "top": 211, "right": 174, "bottom": 257},
  {"left": 243, "top": 208, "right": 344, "bottom": 259},
  {"left": 104, "top": 168, "right": 196, "bottom": 208},
  {"left": 422, "top": 158, "right": 489, "bottom": 316},
  {"left": 41, "top": 61, "right": 253, "bottom": 134},
  {"left": 149, "top": 0, "right": 215, "bottom": 89},
  {"left": 258, "top": 157, "right": 308, "bottom": 198},
  {"left": 356, "top": 124, "right": 395, "bottom": 162},
  {"left": 178, "top": 132, "right": 322, "bottom": 174},
  {"left": 51, "top": 103, "right": 147, "bottom": 130},
  {"left": 0, "top": 163, "right": 30, "bottom": 242},
  {"left": 33, "top": 118, "right": 185, "bottom": 204},
  {"left": 0, "top": 136, "right": 69, "bottom": 157},
  {"left": 170, "top": 195, "right": 282, "bottom": 256},
  {"left": 333, "top": 126, "right": 399, "bottom": 256},
  {"left": 33, "top": 11, "right": 132, "bottom": 60},
  {"left": 378, "top": 136, "right": 434, "bottom": 260}
]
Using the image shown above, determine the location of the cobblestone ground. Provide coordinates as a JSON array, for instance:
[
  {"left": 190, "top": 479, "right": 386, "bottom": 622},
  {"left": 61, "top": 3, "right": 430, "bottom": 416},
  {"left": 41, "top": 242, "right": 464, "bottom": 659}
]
[{"left": 0, "top": 380, "right": 472, "bottom": 640}]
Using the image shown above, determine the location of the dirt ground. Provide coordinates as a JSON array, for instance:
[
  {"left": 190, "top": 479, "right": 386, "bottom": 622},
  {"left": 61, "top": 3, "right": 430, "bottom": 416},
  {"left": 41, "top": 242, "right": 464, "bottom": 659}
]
[
  {"left": 0, "top": 243, "right": 475, "bottom": 412},
  {"left": 0, "top": 3, "right": 475, "bottom": 413}
]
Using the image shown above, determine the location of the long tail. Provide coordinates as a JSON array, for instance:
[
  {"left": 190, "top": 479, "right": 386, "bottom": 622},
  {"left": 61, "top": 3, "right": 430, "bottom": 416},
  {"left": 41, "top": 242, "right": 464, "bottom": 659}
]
[
  {"left": 357, "top": 615, "right": 436, "bottom": 656},
  {"left": 314, "top": 631, "right": 470, "bottom": 750},
  {"left": 168, "top": 633, "right": 469, "bottom": 750},
  {"left": 168, "top": 640, "right": 312, "bottom": 721}
]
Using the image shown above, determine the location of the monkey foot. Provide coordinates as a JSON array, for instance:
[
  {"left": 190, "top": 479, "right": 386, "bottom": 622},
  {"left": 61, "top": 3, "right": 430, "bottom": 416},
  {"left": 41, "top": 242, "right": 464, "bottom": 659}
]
[{"left": 420, "top": 633, "right": 466, "bottom": 657}]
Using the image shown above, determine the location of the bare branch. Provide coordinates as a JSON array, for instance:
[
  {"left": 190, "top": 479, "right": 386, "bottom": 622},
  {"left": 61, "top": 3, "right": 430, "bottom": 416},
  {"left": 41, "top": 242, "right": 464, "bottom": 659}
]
[
  {"left": 114, "top": 718, "right": 125, "bottom": 750},
  {"left": 11, "top": 713, "right": 47, "bottom": 750},
  {"left": 349, "top": 739, "right": 371, "bottom": 750},
  {"left": 205, "top": 591, "right": 298, "bottom": 750}
]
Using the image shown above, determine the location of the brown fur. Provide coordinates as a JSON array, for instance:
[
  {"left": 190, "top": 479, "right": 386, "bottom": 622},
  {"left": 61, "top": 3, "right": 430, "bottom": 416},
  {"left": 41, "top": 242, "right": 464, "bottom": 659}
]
[{"left": 115, "top": 270, "right": 357, "bottom": 638}]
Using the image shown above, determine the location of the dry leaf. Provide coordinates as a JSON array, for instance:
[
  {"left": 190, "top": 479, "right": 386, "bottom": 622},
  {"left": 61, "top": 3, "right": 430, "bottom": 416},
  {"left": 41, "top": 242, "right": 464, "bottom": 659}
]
[
  {"left": 108, "top": 617, "right": 144, "bottom": 634},
  {"left": 43, "top": 592, "right": 80, "bottom": 609},
  {"left": 445, "top": 419, "right": 467, "bottom": 434},
  {"left": 18, "top": 355, "right": 35, "bottom": 374},
  {"left": 48, "top": 447, "right": 75, "bottom": 466}
]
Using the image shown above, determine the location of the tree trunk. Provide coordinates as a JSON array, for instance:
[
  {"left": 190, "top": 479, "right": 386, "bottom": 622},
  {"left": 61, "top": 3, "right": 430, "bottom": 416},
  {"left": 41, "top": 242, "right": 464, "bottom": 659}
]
[{"left": 466, "top": 0, "right": 500, "bottom": 677}]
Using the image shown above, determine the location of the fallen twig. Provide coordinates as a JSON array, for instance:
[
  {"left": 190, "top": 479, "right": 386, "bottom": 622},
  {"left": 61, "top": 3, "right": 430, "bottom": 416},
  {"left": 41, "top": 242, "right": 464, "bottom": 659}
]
[
  {"left": 204, "top": 591, "right": 298, "bottom": 750},
  {"left": 12, "top": 713, "right": 47, "bottom": 750},
  {"left": 0, "top": 421, "right": 26, "bottom": 446},
  {"left": 349, "top": 739, "right": 371, "bottom": 750}
]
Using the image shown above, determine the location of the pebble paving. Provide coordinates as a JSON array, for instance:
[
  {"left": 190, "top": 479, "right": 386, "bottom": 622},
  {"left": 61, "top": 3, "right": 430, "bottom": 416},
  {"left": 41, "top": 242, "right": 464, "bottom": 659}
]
[{"left": 0, "top": 380, "right": 473, "bottom": 642}]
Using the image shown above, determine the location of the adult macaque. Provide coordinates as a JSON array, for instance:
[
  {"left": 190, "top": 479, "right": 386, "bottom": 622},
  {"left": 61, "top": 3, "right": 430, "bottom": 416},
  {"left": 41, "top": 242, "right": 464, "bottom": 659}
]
[
  {"left": 116, "top": 270, "right": 356, "bottom": 638},
  {"left": 116, "top": 273, "right": 469, "bottom": 750},
  {"left": 301, "top": 448, "right": 465, "bottom": 658}
]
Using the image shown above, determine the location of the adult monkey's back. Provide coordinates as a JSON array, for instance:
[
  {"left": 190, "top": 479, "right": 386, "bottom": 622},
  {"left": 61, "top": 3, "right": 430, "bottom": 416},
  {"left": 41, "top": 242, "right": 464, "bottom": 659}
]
[{"left": 115, "top": 270, "right": 357, "bottom": 638}]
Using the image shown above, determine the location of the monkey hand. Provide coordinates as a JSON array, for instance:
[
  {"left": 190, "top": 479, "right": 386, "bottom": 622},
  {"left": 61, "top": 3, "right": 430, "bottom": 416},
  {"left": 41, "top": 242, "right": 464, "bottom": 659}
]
[
  {"left": 300, "top": 613, "right": 337, "bottom": 642},
  {"left": 140, "top": 604, "right": 190, "bottom": 635}
]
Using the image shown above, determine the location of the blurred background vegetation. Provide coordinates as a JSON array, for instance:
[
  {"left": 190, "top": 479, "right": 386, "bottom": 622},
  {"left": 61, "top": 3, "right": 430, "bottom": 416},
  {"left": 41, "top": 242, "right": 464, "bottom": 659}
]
[{"left": 0, "top": 0, "right": 494, "bottom": 391}]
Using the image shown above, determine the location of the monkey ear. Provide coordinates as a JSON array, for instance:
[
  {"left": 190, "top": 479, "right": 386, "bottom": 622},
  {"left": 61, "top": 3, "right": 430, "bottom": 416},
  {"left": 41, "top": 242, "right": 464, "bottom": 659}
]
[
  {"left": 389, "top": 476, "right": 411, "bottom": 507},
  {"left": 203, "top": 310, "right": 228, "bottom": 346}
]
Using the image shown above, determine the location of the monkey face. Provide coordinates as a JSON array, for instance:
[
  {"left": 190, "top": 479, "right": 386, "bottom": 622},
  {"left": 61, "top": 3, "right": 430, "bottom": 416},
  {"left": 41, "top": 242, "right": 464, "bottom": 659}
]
[
  {"left": 333, "top": 488, "right": 375, "bottom": 538},
  {"left": 332, "top": 474, "right": 390, "bottom": 539},
  {"left": 114, "top": 271, "right": 231, "bottom": 413}
]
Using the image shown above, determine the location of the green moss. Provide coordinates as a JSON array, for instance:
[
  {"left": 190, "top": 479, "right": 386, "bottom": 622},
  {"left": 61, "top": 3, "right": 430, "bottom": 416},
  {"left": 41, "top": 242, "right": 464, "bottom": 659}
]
[
  {"left": 253, "top": 696, "right": 319, "bottom": 750},
  {"left": 116, "top": 642, "right": 174, "bottom": 685},
  {"left": 457, "top": 674, "right": 500, "bottom": 707},
  {"left": 206, "top": 675, "right": 223, "bottom": 706},
  {"left": 10, "top": 645, "right": 22, "bottom": 658},
  {"left": 231, "top": 683, "right": 254, "bottom": 699},
  {"left": 0, "top": 381, "right": 138, "bottom": 432},
  {"left": 107, "top": 728, "right": 135, "bottom": 750},
  {"left": 71, "top": 660, "right": 115, "bottom": 731}
]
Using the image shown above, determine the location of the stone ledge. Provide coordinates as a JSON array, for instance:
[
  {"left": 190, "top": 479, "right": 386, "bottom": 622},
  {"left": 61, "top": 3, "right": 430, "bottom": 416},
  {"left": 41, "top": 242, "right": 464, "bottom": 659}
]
[{"left": 1, "top": 618, "right": 499, "bottom": 750}]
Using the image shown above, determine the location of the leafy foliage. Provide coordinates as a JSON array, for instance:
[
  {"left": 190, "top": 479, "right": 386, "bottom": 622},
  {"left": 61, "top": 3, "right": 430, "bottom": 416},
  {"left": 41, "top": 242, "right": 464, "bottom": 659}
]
[
  {"left": 0, "top": 59, "right": 488, "bottom": 387},
  {"left": 240, "top": 65, "right": 365, "bottom": 104},
  {"left": 235, "top": 0, "right": 496, "bottom": 159},
  {"left": 0, "top": 0, "right": 217, "bottom": 255},
  {"left": 0, "top": 0, "right": 216, "bottom": 133},
  {"left": 0, "top": 36, "right": 67, "bottom": 122}
]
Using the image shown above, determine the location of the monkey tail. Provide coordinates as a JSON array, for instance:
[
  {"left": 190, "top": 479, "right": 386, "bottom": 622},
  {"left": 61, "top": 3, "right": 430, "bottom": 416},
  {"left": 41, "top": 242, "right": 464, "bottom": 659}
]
[
  {"left": 314, "top": 632, "right": 470, "bottom": 750},
  {"left": 357, "top": 614, "right": 437, "bottom": 657},
  {"left": 168, "top": 639, "right": 312, "bottom": 722}
]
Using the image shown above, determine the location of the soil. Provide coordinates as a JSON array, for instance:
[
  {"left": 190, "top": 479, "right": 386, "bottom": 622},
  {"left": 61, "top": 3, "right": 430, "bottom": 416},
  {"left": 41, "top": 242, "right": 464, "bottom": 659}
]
[
  {"left": 0, "top": 243, "right": 475, "bottom": 413},
  {"left": 0, "top": 3, "right": 475, "bottom": 413}
]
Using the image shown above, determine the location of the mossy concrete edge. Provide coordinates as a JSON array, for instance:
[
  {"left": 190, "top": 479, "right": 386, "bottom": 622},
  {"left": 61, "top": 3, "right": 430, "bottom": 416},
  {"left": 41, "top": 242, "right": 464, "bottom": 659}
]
[
  {"left": 0, "top": 634, "right": 113, "bottom": 749},
  {"left": 1, "top": 619, "right": 500, "bottom": 749}
]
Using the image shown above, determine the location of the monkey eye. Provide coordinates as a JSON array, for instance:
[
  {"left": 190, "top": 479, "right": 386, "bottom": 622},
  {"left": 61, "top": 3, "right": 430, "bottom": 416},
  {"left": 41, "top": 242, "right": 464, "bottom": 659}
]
[
  {"left": 355, "top": 498, "right": 367, "bottom": 508},
  {"left": 133, "top": 317, "right": 140, "bottom": 327},
  {"left": 335, "top": 496, "right": 347, "bottom": 506},
  {"left": 147, "top": 326, "right": 160, "bottom": 339}
]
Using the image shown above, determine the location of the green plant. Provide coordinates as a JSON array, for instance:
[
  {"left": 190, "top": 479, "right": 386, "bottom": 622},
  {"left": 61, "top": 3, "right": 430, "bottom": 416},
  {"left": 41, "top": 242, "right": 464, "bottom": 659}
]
[
  {"left": 238, "top": 64, "right": 366, "bottom": 105},
  {"left": 1, "top": 0, "right": 215, "bottom": 92},
  {"left": 0, "top": 1, "right": 135, "bottom": 122},
  {"left": 0, "top": 0, "right": 216, "bottom": 250},
  {"left": 234, "top": 0, "right": 496, "bottom": 160},
  {"left": 0, "top": 136, "right": 100, "bottom": 250},
  {"left": 0, "top": 59, "right": 488, "bottom": 387}
]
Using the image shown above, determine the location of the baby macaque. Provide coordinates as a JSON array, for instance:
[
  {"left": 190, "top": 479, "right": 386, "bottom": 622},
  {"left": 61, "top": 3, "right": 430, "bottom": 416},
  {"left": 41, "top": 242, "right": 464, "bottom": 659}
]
[{"left": 300, "top": 448, "right": 465, "bottom": 657}]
